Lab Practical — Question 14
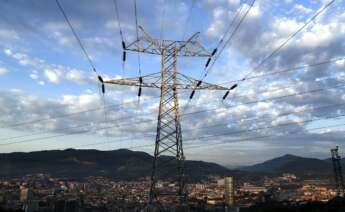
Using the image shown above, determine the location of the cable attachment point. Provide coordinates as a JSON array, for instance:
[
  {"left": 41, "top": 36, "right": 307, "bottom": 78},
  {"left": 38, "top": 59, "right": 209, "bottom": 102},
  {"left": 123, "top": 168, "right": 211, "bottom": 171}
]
[
  {"left": 222, "top": 83, "right": 238, "bottom": 100},
  {"left": 211, "top": 48, "right": 217, "bottom": 56},
  {"left": 121, "top": 41, "right": 127, "bottom": 63},
  {"left": 189, "top": 90, "right": 195, "bottom": 99},
  {"left": 138, "top": 76, "right": 143, "bottom": 97},
  {"left": 98, "top": 75, "right": 105, "bottom": 94},
  {"left": 205, "top": 57, "right": 211, "bottom": 68}
]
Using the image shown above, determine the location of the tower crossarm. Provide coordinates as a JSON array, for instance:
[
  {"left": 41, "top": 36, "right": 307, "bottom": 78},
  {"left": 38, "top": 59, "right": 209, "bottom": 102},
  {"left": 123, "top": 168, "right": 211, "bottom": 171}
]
[
  {"left": 177, "top": 72, "right": 229, "bottom": 90},
  {"left": 104, "top": 72, "right": 229, "bottom": 90},
  {"left": 125, "top": 26, "right": 211, "bottom": 57},
  {"left": 104, "top": 72, "right": 161, "bottom": 88}
]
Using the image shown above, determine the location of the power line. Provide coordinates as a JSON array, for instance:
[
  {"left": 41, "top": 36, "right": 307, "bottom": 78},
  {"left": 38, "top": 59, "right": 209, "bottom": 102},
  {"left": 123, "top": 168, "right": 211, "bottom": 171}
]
[
  {"left": 4, "top": 93, "right": 343, "bottom": 144},
  {"left": 184, "top": 113, "right": 345, "bottom": 145},
  {"left": 221, "top": 0, "right": 336, "bottom": 101},
  {"left": 3, "top": 82, "right": 345, "bottom": 146},
  {"left": 242, "top": 0, "right": 336, "bottom": 81},
  {"left": 202, "top": 0, "right": 255, "bottom": 80},
  {"left": 218, "top": 56, "right": 345, "bottom": 85},
  {"left": 133, "top": 0, "right": 142, "bottom": 77},
  {"left": 112, "top": 0, "right": 124, "bottom": 42},
  {"left": 66, "top": 120, "right": 345, "bottom": 183},
  {"left": 5, "top": 106, "right": 344, "bottom": 149},
  {"left": 184, "top": 122, "right": 345, "bottom": 151},
  {"left": 159, "top": 0, "right": 167, "bottom": 44},
  {"left": 87, "top": 120, "right": 345, "bottom": 158},
  {"left": 55, "top": 0, "right": 98, "bottom": 73},
  {"left": 55, "top": 0, "right": 107, "bottom": 134},
  {"left": 2, "top": 83, "right": 342, "bottom": 145},
  {"left": 0, "top": 78, "right": 336, "bottom": 142},
  {"left": 72, "top": 115, "right": 345, "bottom": 151},
  {"left": 181, "top": 0, "right": 196, "bottom": 40},
  {"left": 0, "top": 94, "right": 161, "bottom": 129},
  {"left": 2, "top": 77, "right": 344, "bottom": 141},
  {"left": 6, "top": 53, "right": 338, "bottom": 131},
  {"left": 190, "top": 0, "right": 254, "bottom": 98},
  {"left": 2, "top": 76, "right": 344, "bottom": 136},
  {"left": 214, "top": 0, "right": 248, "bottom": 51},
  {"left": 0, "top": 89, "right": 195, "bottom": 131},
  {"left": 187, "top": 81, "right": 345, "bottom": 118},
  {"left": 111, "top": 0, "right": 127, "bottom": 74}
]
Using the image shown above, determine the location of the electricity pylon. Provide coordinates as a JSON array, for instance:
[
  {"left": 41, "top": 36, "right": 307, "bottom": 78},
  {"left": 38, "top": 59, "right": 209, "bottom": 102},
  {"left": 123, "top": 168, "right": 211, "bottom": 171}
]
[
  {"left": 331, "top": 146, "right": 345, "bottom": 197},
  {"left": 102, "top": 26, "right": 228, "bottom": 209}
]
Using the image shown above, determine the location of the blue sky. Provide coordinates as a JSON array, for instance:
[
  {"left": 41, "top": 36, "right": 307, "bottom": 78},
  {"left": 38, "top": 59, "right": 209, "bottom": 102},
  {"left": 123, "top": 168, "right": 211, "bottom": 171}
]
[{"left": 0, "top": 0, "right": 345, "bottom": 166}]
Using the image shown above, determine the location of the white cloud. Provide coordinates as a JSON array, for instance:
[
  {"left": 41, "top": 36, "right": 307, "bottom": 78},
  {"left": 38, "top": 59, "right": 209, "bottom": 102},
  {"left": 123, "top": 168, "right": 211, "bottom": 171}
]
[
  {"left": 66, "top": 69, "right": 87, "bottom": 83},
  {"left": 44, "top": 69, "right": 61, "bottom": 84},
  {"left": 0, "top": 29, "right": 19, "bottom": 41},
  {"left": 61, "top": 93, "right": 102, "bottom": 112},
  {"left": 298, "top": 21, "right": 345, "bottom": 48},
  {"left": 0, "top": 67, "right": 8, "bottom": 75},
  {"left": 228, "top": 0, "right": 240, "bottom": 7},
  {"left": 273, "top": 18, "right": 303, "bottom": 36},
  {"left": 246, "top": 4, "right": 261, "bottom": 19},
  {"left": 294, "top": 4, "right": 313, "bottom": 14},
  {"left": 4, "top": 48, "right": 96, "bottom": 85},
  {"left": 29, "top": 73, "right": 38, "bottom": 80},
  {"left": 206, "top": 7, "right": 228, "bottom": 37},
  {"left": 4, "top": 48, "right": 12, "bottom": 56}
]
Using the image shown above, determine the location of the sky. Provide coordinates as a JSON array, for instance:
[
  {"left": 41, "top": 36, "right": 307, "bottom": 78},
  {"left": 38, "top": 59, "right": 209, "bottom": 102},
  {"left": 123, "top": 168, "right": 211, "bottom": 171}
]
[{"left": 0, "top": 0, "right": 345, "bottom": 166}]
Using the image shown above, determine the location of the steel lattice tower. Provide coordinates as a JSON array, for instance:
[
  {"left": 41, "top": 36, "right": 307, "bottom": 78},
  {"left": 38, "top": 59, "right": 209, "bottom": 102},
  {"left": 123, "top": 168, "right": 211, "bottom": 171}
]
[
  {"left": 331, "top": 146, "right": 345, "bottom": 197},
  {"left": 102, "top": 26, "right": 228, "bottom": 209}
]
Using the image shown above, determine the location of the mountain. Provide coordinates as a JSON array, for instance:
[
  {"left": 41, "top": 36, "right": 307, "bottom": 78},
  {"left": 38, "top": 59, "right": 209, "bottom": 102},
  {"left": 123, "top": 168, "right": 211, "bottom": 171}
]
[
  {"left": 2, "top": 150, "right": 339, "bottom": 180},
  {"left": 0, "top": 148, "right": 249, "bottom": 180},
  {"left": 239, "top": 154, "right": 345, "bottom": 178}
]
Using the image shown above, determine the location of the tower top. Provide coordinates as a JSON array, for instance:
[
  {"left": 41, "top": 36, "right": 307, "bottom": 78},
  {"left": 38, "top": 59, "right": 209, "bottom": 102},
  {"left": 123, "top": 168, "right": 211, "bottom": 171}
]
[{"left": 125, "top": 25, "right": 211, "bottom": 57}]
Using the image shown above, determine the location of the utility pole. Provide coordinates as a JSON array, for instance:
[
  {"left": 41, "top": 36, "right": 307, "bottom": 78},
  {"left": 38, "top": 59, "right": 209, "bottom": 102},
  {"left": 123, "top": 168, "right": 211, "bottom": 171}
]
[
  {"left": 101, "top": 26, "right": 228, "bottom": 209},
  {"left": 331, "top": 146, "right": 345, "bottom": 197}
]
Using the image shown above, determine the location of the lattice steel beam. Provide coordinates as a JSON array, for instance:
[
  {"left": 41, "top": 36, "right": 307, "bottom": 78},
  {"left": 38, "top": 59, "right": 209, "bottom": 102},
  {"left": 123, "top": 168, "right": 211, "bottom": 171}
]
[{"left": 331, "top": 146, "right": 345, "bottom": 197}]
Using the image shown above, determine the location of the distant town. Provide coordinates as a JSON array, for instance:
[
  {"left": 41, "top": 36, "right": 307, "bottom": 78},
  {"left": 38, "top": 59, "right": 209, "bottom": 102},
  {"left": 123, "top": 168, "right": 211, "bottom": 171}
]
[{"left": 0, "top": 172, "right": 343, "bottom": 212}]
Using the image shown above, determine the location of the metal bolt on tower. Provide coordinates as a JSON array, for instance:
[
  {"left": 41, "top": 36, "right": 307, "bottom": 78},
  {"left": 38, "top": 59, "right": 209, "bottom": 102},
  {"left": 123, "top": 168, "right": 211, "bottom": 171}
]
[
  {"left": 102, "top": 26, "right": 229, "bottom": 208},
  {"left": 331, "top": 146, "right": 345, "bottom": 197}
]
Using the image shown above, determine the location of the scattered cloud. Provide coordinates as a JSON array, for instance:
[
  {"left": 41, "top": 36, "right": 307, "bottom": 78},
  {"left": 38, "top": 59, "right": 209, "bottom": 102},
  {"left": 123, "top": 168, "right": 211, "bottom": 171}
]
[
  {"left": 44, "top": 69, "right": 61, "bottom": 84},
  {"left": 0, "top": 67, "right": 8, "bottom": 75}
]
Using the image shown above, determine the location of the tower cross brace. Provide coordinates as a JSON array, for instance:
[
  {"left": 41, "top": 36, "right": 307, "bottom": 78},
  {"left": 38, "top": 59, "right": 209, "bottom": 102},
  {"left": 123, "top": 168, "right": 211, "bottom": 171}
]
[{"left": 103, "top": 26, "right": 228, "bottom": 208}]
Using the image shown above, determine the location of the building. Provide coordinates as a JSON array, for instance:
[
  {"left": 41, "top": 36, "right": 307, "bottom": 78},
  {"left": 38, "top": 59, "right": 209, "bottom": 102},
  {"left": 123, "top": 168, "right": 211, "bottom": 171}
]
[
  {"left": 20, "top": 186, "right": 29, "bottom": 202},
  {"left": 239, "top": 183, "right": 267, "bottom": 194},
  {"left": 225, "top": 177, "right": 234, "bottom": 206}
]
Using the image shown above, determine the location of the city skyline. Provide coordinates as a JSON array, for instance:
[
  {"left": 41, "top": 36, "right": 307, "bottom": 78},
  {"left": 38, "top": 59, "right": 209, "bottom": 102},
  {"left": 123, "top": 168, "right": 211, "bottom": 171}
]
[{"left": 0, "top": 0, "right": 345, "bottom": 166}]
